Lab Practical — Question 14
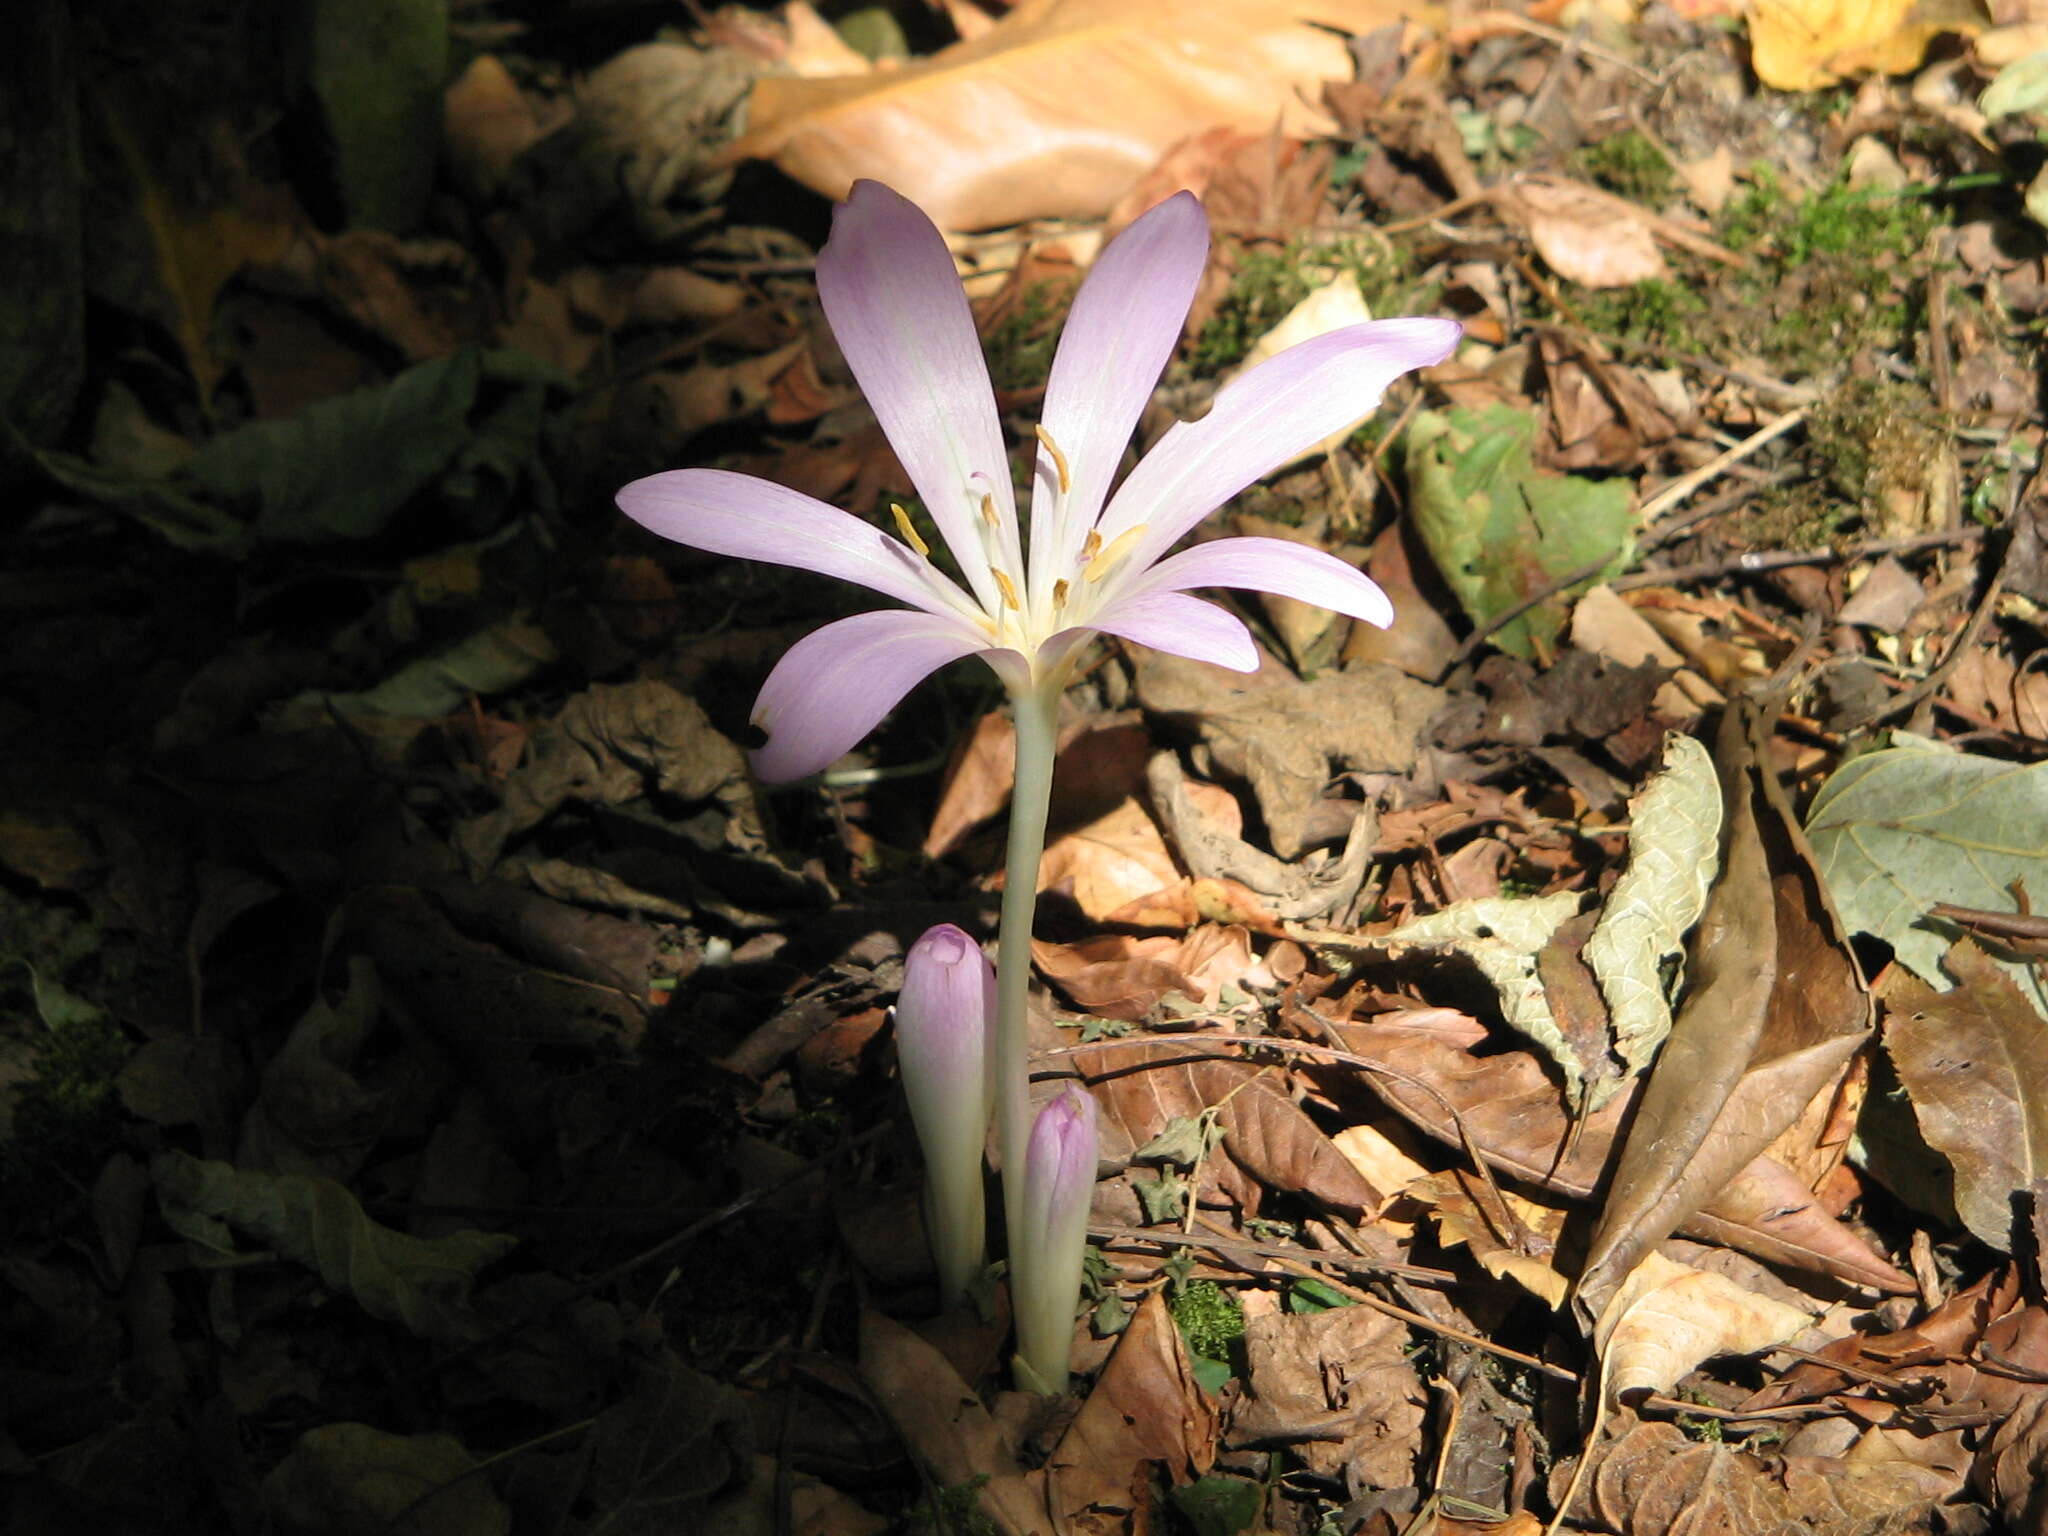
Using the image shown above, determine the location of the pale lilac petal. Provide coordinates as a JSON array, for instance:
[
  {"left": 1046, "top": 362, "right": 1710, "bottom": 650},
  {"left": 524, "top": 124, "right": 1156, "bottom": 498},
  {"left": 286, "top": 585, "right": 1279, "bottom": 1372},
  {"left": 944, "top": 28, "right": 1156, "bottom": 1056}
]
[
  {"left": 816, "top": 181, "right": 1019, "bottom": 608},
  {"left": 750, "top": 609, "right": 988, "bottom": 782},
  {"left": 1027, "top": 192, "right": 1207, "bottom": 598},
  {"left": 1084, "top": 590, "right": 1258, "bottom": 672},
  {"left": 1021, "top": 1084, "right": 1098, "bottom": 1242},
  {"left": 1013, "top": 1082, "right": 1098, "bottom": 1393},
  {"left": 1119, "top": 536, "right": 1395, "bottom": 629},
  {"left": 896, "top": 924, "right": 996, "bottom": 1124},
  {"left": 618, "top": 468, "right": 972, "bottom": 620},
  {"left": 1096, "top": 317, "right": 1462, "bottom": 568}
]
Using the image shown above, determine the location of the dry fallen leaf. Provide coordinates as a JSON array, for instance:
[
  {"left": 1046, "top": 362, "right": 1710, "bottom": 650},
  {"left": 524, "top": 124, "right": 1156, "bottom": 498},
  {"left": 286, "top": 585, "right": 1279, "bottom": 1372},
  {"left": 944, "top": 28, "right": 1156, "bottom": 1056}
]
[
  {"left": 1747, "top": 0, "right": 1987, "bottom": 91},
  {"left": 727, "top": 0, "right": 1433, "bottom": 229},
  {"left": 1594, "top": 1250, "right": 1813, "bottom": 1404},
  {"left": 1503, "top": 176, "right": 1669, "bottom": 289},
  {"left": 1231, "top": 1300, "right": 1428, "bottom": 1491}
]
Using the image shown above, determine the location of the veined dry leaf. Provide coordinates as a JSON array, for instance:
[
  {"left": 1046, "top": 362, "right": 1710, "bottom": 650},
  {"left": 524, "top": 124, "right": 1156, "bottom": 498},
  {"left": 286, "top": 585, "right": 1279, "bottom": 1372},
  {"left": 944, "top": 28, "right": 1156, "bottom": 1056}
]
[
  {"left": 1562, "top": 1420, "right": 1964, "bottom": 1536},
  {"left": 1231, "top": 1301, "right": 1428, "bottom": 1490},
  {"left": 1583, "top": 731, "right": 1721, "bottom": 1105},
  {"left": 1373, "top": 892, "right": 1590, "bottom": 1098},
  {"left": 1577, "top": 697, "right": 1872, "bottom": 1318},
  {"left": 1886, "top": 941, "right": 2048, "bottom": 1250},
  {"left": 1594, "top": 1250, "right": 1813, "bottom": 1404},
  {"left": 1406, "top": 1169, "right": 1572, "bottom": 1307},
  {"left": 151, "top": 1152, "right": 516, "bottom": 1343},
  {"left": 1076, "top": 1039, "right": 1382, "bottom": 1216},
  {"left": 1033, "top": 924, "right": 1256, "bottom": 1021},
  {"left": 1037, "top": 796, "right": 1182, "bottom": 923},
  {"left": 1503, "top": 176, "right": 1669, "bottom": 289},
  {"left": 1807, "top": 737, "right": 2048, "bottom": 1021},
  {"left": 1748, "top": 0, "right": 1987, "bottom": 91},
  {"left": 1310, "top": 1005, "right": 1910, "bottom": 1291},
  {"left": 1046, "top": 1291, "right": 1219, "bottom": 1525},
  {"left": 728, "top": 0, "right": 1434, "bottom": 229},
  {"left": 263, "top": 1424, "right": 510, "bottom": 1536}
]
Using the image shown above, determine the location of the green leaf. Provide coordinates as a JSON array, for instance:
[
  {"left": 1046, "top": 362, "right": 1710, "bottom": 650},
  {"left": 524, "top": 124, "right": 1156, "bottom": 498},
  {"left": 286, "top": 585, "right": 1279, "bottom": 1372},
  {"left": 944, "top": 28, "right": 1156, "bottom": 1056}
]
[
  {"left": 313, "top": 617, "right": 559, "bottom": 717},
  {"left": 1187, "top": 1354, "right": 1234, "bottom": 1396},
  {"left": 1583, "top": 731, "right": 1722, "bottom": 1103},
  {"left": 1286, "top": 1276, "right": 1354, "bottom": 1313},
  {"left": 1805, "top": 738, "right": 2048, "bottom": 1020},
  {"left": 150, "top": 1151, "right": 516, "bottom": 1341},
  {"left": 1981, "top": 48, "right": 2048, "bottom": 119},
  {"left": 1405, "top": 404, "right": 1635, "bottom": 659}
]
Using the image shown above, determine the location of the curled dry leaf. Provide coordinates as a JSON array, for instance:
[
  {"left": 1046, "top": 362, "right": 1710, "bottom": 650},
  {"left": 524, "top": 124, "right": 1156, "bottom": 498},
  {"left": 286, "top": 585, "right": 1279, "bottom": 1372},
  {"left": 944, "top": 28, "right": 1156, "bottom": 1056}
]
[
  {"left": 1593, "top": 1250, "right": 1813, "bottom": 1405},
  {"left": 727, "top": 0, "right": 1431, "bottom": 229},
  {"left": 1035, "top": 924, "right": 1257, "bottom": 1021},
  {"left": 1885, "top": 941, "right": 2048, "bottom": 1251},
  {"left": 1577, "top": 697, "right": 1873, "bottom": 1318},
  {"left": 1037, "top": 796, "right": 1183, "bottom": 924},
  {"left": 1046, "top": 1290, "right": 1219, "bottom": 1525},
  {"left": 1404, "top": 1169, "right": 1571, "bottom": 1307},
  {"left": 1231, "top": 1300, "right": 1428, "bottom": 1493}
]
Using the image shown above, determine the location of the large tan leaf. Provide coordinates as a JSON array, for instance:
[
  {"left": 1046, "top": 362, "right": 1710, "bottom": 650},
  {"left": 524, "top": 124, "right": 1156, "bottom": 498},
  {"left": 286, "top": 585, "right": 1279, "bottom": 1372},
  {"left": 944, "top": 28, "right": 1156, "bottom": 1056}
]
[
  {"left": 1308, "top": 1006, "right": 1909, "bottom": 1291},
  {"left": 1886, "top": 941, "right": 2048, "bottom": 1251},
  {"left": 1594, "top": 1251, "right": 1813, "bottom": 1405},
  {"left": 1577, "top": 698, "right": 1873, "bottom": 1317},
  {"left": 728, "top": 0, "right": 1432, "bottom": 230}
]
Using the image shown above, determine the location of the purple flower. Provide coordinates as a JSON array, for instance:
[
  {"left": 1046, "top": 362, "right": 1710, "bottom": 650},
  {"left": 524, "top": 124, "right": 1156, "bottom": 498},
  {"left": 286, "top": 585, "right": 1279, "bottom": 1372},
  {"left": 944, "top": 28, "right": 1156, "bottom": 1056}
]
[
  {"left": 893, "top": 923, "right": 996, "bottom": 1307},
  {"left": 618, "top": 179, "right": 1461, "bottom": 781},
  {"left": 1012, "top": 1081, "right": 1100, "bottom": 1395}
]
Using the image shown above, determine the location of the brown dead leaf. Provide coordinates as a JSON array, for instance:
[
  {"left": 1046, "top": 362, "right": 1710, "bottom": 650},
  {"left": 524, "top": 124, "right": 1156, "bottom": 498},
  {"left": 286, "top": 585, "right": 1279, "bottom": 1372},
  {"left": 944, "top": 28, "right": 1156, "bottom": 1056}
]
[
  {"left": 1344, "top": 518, "right": 1462, "bottom": 681},
  {"left": 1132, "top": 652, "right": 1443, "bottom": 859},
  {"left": 1303, "top": 1003, "right": 1911, "bottom": 1292},
  {"left": 1231, "top": 1301, "right": 1427, "bottom": 1492},
  {"left": 1035, "top": 925, "right": 1257, "bottom": 1021},
  {"left": 1560, "top": 1420, "right": 1964, "bottom": 1536},
  {"left": 1886, "top": 941, "right": 2048, "bottom": 1251},
  {"left": 728, "top": 0, "right": 1432, "bottom": 229},
  {"left": 263, "top": 1423, "right": 510, "bottom": 1536},
  {"left": 1046, "top": 1290, "right": 1219, "bottom": 1525},
  {"left": 1037, "top": 796, "right": 1182, "bottom": 924},
  {"left": 1405, "top": 1169, "right": 1572, "bottom": 1306},
  {"left": 1748, "top": 0, "right": 1986, "bottom": 91},
  {"left": 1503, "top": 176, "right": 1668, "bottom": 289},
  {"left": 1076, "top": 1039, "right": 1383, "bottom": 1217},
  {"left": 857, "top": 1311, "right": 1048, "bottom": 1536},
  {"left": 1594, "top": 1250, "right": 1814, "bottom": 1405},
  {"left": 1944, "top": 644, "right": 2048, "bottom": 739},
  {"left": 1577, "top": 697, "right": 1873, "bottom": 1318}
]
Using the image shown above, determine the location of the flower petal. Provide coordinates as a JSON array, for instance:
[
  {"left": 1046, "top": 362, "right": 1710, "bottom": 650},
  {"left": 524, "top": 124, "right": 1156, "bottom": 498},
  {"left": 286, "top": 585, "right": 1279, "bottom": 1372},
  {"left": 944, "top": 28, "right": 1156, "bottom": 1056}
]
[
  {"left": 1083, "top": 590, "right": 1258, "bottom": 672},
  {"left": 1120, "top": 536, "right": 1395, "bottom": 629},
  {"left": 751, "top": 610, "right": 988, "bottom": 782},
  {"left": 816, "top": 181, "right": 1019, "bottom": 611},
  {"left": 1095, "top": 317, "right": 1462, "bottom": 569},
  {"left": 1027, "top": 192, "right": 1207, "bottom": 600},
  {"left": 618, "top": 468, "right": 973, "bottom": 620}
]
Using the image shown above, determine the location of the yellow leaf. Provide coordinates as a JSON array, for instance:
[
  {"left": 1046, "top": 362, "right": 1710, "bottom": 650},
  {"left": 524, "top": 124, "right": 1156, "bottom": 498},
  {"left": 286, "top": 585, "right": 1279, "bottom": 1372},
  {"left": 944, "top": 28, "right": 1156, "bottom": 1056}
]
[{"left": 1748, "top": 0, "right": 1987, "bottom": 91}]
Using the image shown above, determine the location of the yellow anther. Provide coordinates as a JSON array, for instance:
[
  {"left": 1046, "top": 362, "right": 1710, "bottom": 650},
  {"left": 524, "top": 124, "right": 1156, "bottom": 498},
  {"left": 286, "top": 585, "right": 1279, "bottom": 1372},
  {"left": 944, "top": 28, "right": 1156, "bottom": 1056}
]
[
  {"left": 890, "top": 503, "right": 930, "bottom": 557},
  {"left": 1080, "top": 529, "right": 1103, "bottom": 563},
  {"left": 990, "top": 568, "right": 1021, "bottom": 610},
  {"left": 1034, "top": 425, "right": 1072, "bottom": 496},
  {"left": 980, "top": 492, "right": 999, "bottom": 529},
  {"left": 1052, "top": 578, "right": 1070, "bottom": 609},
  {"left": 1084, "top": 524, "right": 1146, "bottom": 582}
]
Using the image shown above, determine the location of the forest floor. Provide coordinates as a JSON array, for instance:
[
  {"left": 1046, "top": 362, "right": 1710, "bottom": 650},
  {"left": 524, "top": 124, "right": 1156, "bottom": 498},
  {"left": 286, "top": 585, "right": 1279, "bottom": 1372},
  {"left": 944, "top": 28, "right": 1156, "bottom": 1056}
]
[{"left": 5, "top": 2, "right": 2048, "bottom": 1534}]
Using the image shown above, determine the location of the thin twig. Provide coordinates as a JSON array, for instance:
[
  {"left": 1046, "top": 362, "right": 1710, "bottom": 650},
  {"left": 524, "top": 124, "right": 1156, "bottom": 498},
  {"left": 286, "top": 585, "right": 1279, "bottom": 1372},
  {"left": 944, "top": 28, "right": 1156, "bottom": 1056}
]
[
  {"left": 1610, "top": 526, "right": 1986, "bottom": 590},
  {"left": 1638, "top": 406, "right": 1810, "bottom": 526}
]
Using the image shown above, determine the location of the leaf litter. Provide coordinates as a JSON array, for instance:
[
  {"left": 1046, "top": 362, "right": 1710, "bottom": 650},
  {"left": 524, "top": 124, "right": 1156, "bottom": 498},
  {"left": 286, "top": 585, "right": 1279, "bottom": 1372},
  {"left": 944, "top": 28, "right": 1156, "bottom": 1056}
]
[{"left": 10, "top": 0, "right": 2048, "bottom": 1532}]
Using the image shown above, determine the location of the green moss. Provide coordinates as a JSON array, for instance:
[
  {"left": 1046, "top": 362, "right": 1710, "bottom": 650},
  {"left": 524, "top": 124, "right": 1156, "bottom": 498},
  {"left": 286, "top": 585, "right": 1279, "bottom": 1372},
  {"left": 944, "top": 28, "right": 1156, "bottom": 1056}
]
[
  {"left": 0, "top": 997, "right": 131, "bottom": 1231},
  {"left": 981, "top": 279, "right": 1074, "bottom": 394},
  {"left": 1171, "top": 1279, "right": 1245, "bottom": 1361},
  {"left": 1572, "top": 278, "right": 1711, "bottom": 350},
  {"left": 1189, "top": 236, "right": 1436, "bottom": 375},
  {"left": 1573, "top": 130, "right": 1674, "bottom": 203}
]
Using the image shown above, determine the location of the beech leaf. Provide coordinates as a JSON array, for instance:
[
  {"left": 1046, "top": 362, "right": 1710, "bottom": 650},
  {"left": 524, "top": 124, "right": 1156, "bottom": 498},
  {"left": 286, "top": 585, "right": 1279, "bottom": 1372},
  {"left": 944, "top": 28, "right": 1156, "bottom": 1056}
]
[
  {"left": 1583, "top": 730, "right": 1722, "bottom": 1105},
  {"left": 1594, "top": 1251, "right": 1813, "bottom": 1405},
  {"left": 1806, "top": 738, "right": 2048, "bottom": 1022},
  {"left": 1577, "top": 698, "right": 1872, "bottom": 1317},
  {"left": 1886, "top": 941, "right": 2048, "bottom": 1250}
]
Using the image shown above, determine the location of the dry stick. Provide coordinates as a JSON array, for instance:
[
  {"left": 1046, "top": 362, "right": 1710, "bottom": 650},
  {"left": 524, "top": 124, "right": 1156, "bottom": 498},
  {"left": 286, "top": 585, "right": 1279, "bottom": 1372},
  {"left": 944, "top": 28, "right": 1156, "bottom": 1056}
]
[
  {"left": 1638, "top": 406, "right": 1810, "bottom": 528},
  {"left": 1091, "top": 1222, "right": 1454, "bottom": 1284},
  {"left": 1609, "top": 525, "right": 1986, "bottom": 590},
  {"left": 1522, "top": 320, "right": 1816, "bottom": 405},
  {"left": 1638, "top": 471, "right": 1799, "bottom": 552},
  {"left": 1434, "top": 548, "right": 1618, "bottom": 684}
]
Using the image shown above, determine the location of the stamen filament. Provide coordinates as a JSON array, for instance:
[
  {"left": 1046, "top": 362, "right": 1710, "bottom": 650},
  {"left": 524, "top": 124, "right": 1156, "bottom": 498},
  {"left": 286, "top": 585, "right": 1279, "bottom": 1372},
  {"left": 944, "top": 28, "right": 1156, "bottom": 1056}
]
[
  {"left": 1033, "top": 425, "right": 1071, "bottom": 496},
  {"left": 1084, "top": 524, "right": 1146, "bottom": 582},
  {"left": 890, "top": 503, "right": 930, "bottom": 558}
]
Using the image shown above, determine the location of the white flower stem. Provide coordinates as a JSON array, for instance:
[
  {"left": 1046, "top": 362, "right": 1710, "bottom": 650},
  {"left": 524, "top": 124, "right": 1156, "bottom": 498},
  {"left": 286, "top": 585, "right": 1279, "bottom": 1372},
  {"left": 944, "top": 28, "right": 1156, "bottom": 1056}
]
[{"left": 995, "top": 672, "right": 1065, "bottom": 1392}]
